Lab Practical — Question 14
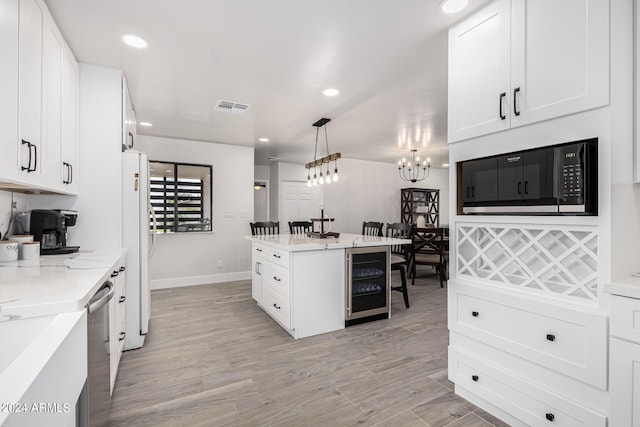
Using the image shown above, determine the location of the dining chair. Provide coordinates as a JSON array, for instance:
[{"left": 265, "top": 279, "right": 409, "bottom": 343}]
[
  {"left": 288, "top": 221, "right": 314, "bottom": 234},
  {"left": 362, "top": 221, "right": 383, "bottom": 236},
  {"left": 409, "top": 227, "right": 446, "bottom": 287},
  {"left": 250, "top": 221, "right": 280, "bottom": 236},
  {"left": 386, "top": 222, "right": 412, "bottom": 308}
]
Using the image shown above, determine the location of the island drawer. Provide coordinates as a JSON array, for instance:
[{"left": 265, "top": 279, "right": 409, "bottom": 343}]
[
  {"left": 266, "top": 288, "right": 291, "bottom": 329},
  {"left": 449, "top": 283, "right": 607, "bottom": 389},
  {"left": 449, "top": 348, "right": 606, "bottom": 427},
  {"left": 267, "top": 264, "right": 290, "bottom": 298}
]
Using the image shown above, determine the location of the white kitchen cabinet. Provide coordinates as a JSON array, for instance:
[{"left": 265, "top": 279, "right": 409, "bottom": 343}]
[
  {"left": 448, "top": 0, "right": 609, "bottom": 143},
  {"left": 448, "top": 281, "right": 609, "bottom": 425},
  {"left": 60, "top": 47, "right": 79, "bottom": 193},
  {"left": 18, "top": 0, "right": 44, "bottom": 182},
  {"left": 109, "top": 258, "right": 127, "bottom": 394},
  {"left": 122, "top": 76, "right": 136, "bottom": 151},
  {"left": 0, "top": 0, "right": 20, "bottom": 184},
  {"left": 609, "top": 294, "right": 640, "bottom": 427}
]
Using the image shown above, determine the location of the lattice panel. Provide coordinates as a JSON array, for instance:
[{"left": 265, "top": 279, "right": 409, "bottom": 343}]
[{"left": 457, "top": 224, "right": 598, "bottom": 303}]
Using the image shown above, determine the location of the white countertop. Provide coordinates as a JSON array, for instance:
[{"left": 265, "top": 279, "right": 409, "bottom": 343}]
[
  {"left": 0, "top": 248, "right": 127, "bottom": 319},
  {"left": 244, "top": 233, "right": 410, "bottom": 252},
  {"left": 605, "top": 275, "right": 640, "bottom": 300}
]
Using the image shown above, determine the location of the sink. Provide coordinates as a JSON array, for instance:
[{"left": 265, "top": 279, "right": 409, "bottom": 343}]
[{"left": 0, "top": 311, "right": 87, "bottom": 427}]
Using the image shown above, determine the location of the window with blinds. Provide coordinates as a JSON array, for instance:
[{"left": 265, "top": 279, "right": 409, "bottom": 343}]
[{"left": 149, "top": 161, "right": 212, "bottom": 233}]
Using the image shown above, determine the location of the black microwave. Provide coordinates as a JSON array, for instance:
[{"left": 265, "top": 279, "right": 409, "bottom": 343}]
[{"left": 460, "top": 138, "right": 597, "bottom": 215}]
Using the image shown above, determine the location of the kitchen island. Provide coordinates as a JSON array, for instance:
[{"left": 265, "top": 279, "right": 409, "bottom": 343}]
[{"left": 244, "top": 233, "right": 409, "bottom": 339}]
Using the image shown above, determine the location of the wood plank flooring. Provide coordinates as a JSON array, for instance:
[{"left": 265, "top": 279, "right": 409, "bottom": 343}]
[{"left": 109, "top": 274, "right": 510, "bottom": 426}]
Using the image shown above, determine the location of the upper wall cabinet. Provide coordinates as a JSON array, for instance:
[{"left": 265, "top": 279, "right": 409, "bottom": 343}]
[
  {"left": 448, "top": 0, "right": 610, "bottom": 143},
  {"left": 122, "top": 76, "right": 136, "bottom": 151},
  {"left": 0, "top": 0, "right": 78, "bottom": 194}
]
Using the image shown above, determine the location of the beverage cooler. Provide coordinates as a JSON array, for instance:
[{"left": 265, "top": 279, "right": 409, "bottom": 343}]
[{"left": 345, "top": 246, "right": 390, "bottom": 325}]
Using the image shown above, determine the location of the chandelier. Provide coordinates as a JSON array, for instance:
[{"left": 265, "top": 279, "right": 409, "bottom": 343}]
[
  {"left": 306, "top": 118, "right": 341, "bottom": 187},
  {"left": 398, "top": 149, "right": 431, "bottom": 183}
]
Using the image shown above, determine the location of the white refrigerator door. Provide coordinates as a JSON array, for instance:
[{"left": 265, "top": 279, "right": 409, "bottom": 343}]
[{"left": 122, "top": 151, "right": 150, "bottom": 350}]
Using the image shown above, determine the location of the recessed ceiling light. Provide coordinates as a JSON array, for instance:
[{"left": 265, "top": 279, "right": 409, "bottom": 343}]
[
  {"left": 138, "top": 121, "right": 153, "bottom": 127},
  {"left": 442, "top": 163, "right": 450, "bottom": 167},
  {"left": 439, "top": 0, "right": 469, "bottom": 14},
  {"left": 323, "top": 88, "right": 340, "bottom": 97},
  {"left": 122, "top": 34, "right": 148, "bottom": 49},
  {"left": 258, "top": 137, "right": 269, "bottom": 142}
]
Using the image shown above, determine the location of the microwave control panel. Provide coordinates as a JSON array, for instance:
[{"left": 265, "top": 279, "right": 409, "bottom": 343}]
[{"left": 559, "top": 145, "right": 584, "bottom": 204}]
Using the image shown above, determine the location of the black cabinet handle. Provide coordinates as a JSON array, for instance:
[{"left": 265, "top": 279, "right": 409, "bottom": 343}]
[
  {"left": 128, "top": 131, "right": 134, "bottom": 149},
  {"left": 111, "top": 271, "right": 119, "bottom": 278},
  {"left": 273, "top": 254, "right": 281, "bottom": 259},
  {"left": 513, "top": 87, "right": 521, "bottom": 116},
  {"left": 256, "top": 248, "right": 263, "bottom": 252},
  {"left": 119, "top": 332, "right": 126, "bottom": 341},
  {"left": 466, "top": 186, "right": 470, "bottom": 199},
  {"left": 545, "top": 413, "right": 555, "bottom": 422},
  {"left": 471, "top": 186, "right": 475, "bottom": 198},
  {"left": 471, "top": 375, "right": 479, "bottom": 382},
  {"left": 273, "top": 276, "right": 281, "bottom": 282},
  {"left": 31, "top": 143, "right": 37, "bottom": 172},
  {"left": 273, "top": 303, "right": 281, "bottom": 310},
  {"left": 21, "top": 140, "right": 33, "bottom": 172},
  {"left": 63, "top": 162, "right": 70, "bottom": 184},
  {"left": 119, "top": 266, "right": 126, "bottom": 272},
  {"left": 546, "top": 334, "right": 556, "bottom": 342},
  {"left": 517, "top": 182, "right": 522, "bottom": 195},
  {"left": 472, "top": 311, "right": 479, "bottom": 317},
  {"left": 524, "top": 181, "right": 529, "bottom": 194},
  {"left": 499, "top": 92, "right": 506, "bottom": 120},
  {"left": 119, "top": 296, "right": 126, "bottom": 303}
]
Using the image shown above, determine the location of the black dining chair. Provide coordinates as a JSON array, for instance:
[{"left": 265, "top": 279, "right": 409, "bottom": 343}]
[
  {"left": 362, "top": 221, "right": 383, "bottom": 236},
  {"left": 409, "top": 227, "right": 446, "bottom": 287},
  {"left": 250, "top": 221, "right": 279, "bottom": 236},
  {"left": 288, "top": 221, "right": 314, "bottom": 234},
  {"left": 386, "top": 222, "right": 412, "bottom": 308}
]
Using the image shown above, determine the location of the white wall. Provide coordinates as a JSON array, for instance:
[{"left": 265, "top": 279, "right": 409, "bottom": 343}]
[
  {"left": 137, "top": 135, "right": 254, "bottom": 289},
  {"left": 273, "top": 158, "right": 449, "bottom": 234},
  {"left": 0, "top": 191, "right": 28, "bottom": 238}
]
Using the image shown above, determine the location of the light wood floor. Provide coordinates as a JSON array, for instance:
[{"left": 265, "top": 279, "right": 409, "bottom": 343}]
[{"left": 109, "top": 274, "right": 510, "bottom": 427}]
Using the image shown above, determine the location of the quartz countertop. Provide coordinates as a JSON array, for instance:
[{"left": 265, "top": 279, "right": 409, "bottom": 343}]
[
  {"left": 0, "top": 248, "right": 127, "bottom": 319},
  {"left": 605, "top": 275, "right": 640, "bottom": 300},
  {"left": 244, "top": 233, "right": 410, "bottom": 252}
]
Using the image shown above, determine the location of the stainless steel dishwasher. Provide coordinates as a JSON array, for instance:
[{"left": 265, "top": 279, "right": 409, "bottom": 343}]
[{"left": 78, "top": 280, "right": 114, "bottom": 427}]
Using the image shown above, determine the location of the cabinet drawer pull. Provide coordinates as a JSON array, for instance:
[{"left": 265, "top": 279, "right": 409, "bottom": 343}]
[
  {"left": 472, "top": 311, "right": 479, "bottom": 317},
  {"left": 273, "top": 254, "right": 281, "bottom": 259},
  {"left": 119, "top": 296, "right": 126, "bottom": 303},
  {"left": 513, "top": 87, "right": 521, "bottom": 116},
  {"left": 471, "top": 375, "right": 479, "bottom": 382},
  {"left": 546, "top": 334, "right": 556, "bottom": 342},
  {"left": 273, "top": 276, "right": 281, "bottom": 282},
  {"left": 273, "top": 303, "right": 281, "bottom": 310},
  {"left": 545, "top": 412, "right": 555, "bottom": 422},
  {"left": 119, "top": 332, "right": 126, "bottom": 341},
  {"left": 499, "top": 92, "right": 506, "bottom": 120},
  {"left": 256, "top": 248, "right": 263, "bottom": 252},
  {"left": 111, "top": 271, "right": 119, "bottom": 277},
  {"left": 119, "top": 266, "right": 126, "bottom": 272}
]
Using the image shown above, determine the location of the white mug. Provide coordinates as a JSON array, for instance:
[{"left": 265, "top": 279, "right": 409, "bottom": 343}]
[
  {"left": 0, "top": 241, "right": 19, "bottom": 262},
  {"left": 21, "top": 241, "right": 40, "bottom": 261},
  {"left": 9, "top": 235, "right": 34, "bottom": 259}
]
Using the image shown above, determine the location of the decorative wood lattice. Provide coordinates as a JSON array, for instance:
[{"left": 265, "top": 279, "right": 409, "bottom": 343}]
[
  {"left": 457, "top": 224, "right": 598, "bottom": 303},
  {"left": 401, "top": 188, "right": 439, "bottom": 226}
]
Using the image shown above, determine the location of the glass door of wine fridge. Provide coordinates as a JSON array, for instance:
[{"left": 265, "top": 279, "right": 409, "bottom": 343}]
[{"left": 345, "top": 246, "right": 390, "bottom": 324}]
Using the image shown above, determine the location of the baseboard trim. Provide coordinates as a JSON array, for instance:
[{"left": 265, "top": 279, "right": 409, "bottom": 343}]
[{"left": 150, "top": 271, "right": 251, "bottom": 290}]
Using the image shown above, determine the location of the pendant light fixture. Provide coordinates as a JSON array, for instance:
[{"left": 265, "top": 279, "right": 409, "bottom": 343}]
[
  {"left": 398, "top": 149, "right": 431, "bottom": 183},
  {"left": 306, "top": 118, "right": 341, "bottom": 187}
]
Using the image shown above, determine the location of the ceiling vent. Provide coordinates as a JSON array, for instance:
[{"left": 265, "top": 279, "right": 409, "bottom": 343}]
[{"left": 215, "top": 100, "right": 250, "bottom": 114}]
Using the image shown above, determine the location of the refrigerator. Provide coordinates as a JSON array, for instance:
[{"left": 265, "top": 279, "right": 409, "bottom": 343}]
[{"left": 122, "top": 151, "right": 154, "bottom": 350}]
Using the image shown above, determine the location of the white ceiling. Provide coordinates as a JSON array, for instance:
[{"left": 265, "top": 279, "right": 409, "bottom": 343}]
[{"left": 44, "top": 0, "right": 490, "bottom": 168}]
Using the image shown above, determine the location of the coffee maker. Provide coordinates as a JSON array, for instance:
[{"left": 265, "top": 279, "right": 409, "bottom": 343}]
[{"left": 30, "top": 209, "right": 80, "bottom": 255}]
